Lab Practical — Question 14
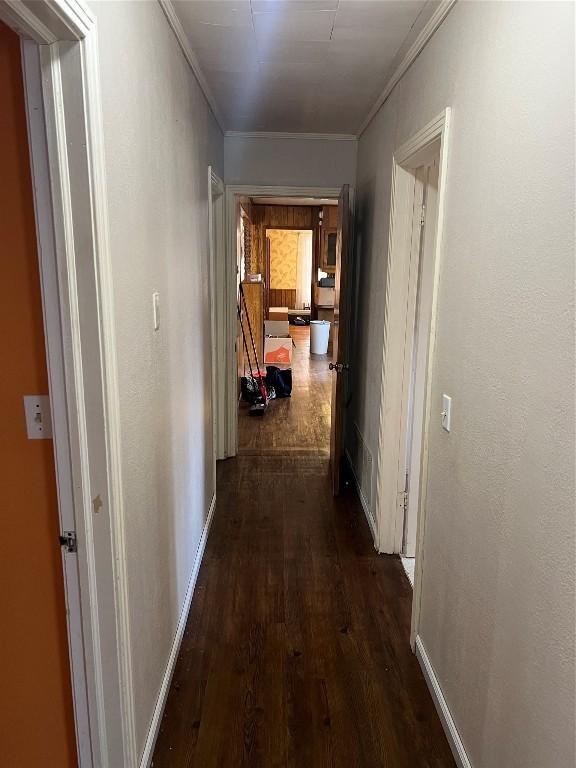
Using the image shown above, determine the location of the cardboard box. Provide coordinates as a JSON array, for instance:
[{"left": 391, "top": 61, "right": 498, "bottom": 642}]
[
  {"left": 264, "top": 337, "right": 292, "bottom": 365},
  {"left": 265, "top": 319, "right": 289, "bottom": 337},
  {"left": 268, "top": 306, "right": 288, "bottom": 321}
]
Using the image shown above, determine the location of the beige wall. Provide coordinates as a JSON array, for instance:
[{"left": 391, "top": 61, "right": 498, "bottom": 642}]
[
  {"left": 91, "top": 0, "right": 223, "bottom": 759},
  {"left": 352, "top": 2, "right": 575, "bottom": 766},
  {"left": 224, "top": 134, "right": 357, "bottom": 187}
]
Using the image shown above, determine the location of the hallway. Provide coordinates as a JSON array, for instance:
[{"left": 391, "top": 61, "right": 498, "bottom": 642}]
[
  {"left": 152, "top": 458, "right": 455, "bottom": 765},
  {"left": 3, "top": 2, "right": 573, "bottom": 766}
]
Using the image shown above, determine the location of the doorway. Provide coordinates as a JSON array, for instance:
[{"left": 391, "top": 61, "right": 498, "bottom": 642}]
[
  {"left": 0, "top": 4, "right": 149, "bottom": 765},
  {"left": 400, "top": 158, "right": 440, "bottom": 586},
  {"left": 238, "top": 200, "right": 333, "bottom": 456},
  {"left": 209, "top": 167, "right": 226, "bottom": 463},
  {"left": 266, "top": 227, "right": 313, "bottom": 317},
  {"left": 373, "top": 110, "right": 450, "bottom": 648},
  {"left": 0, "top": 22, "right": 78, "bottom": 766},
  {"left": 221, "top": 186, "right": 352, "bottom": 490}
]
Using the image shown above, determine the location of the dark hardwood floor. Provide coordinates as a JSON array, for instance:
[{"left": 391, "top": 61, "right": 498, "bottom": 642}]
[{"left": 152, "top": 327, "right": 455, "bottom": 767}]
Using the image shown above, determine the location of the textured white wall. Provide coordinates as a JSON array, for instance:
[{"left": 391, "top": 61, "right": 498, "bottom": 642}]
[
  {"left": 91, "top": 1, "right": 223, "bottom": 757},
  {"left": 224, "top": 134, "right": 357, "bottom": 188},
  {"left": 353, "top": 2, "right": 575, "bottom": 766}
]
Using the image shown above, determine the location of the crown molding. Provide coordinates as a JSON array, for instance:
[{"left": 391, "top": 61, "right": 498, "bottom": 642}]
[
  {"left": 357, "top": 0, "right": 457, "bottom": 137},
  {"left": 225, "top": 131, "right": 357, "bottom": 141},
  {"left": 158, "top": 0, "right": 226, "bottom": 133}
]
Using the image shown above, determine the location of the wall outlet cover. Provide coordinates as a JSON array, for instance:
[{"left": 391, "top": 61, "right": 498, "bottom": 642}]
[
  {"left": 441, "top": 393, "right": 452, "bottom": 432},
  {"left": 153, "top": 291, "right": 160, "bottom": 331},
  {"left": 23, "top": 395, "right": 53, "bottom": 439}
]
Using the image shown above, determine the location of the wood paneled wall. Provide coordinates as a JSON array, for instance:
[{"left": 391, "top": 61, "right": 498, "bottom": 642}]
[
  {"left": 240, "top": 281, "right": 264, "bottom": 368},
  {"left": 322, "top": 204, "right": 339, "bottom": 229},
  {"left": 269, "top": 288, "right": 297, "bottom": 310}
]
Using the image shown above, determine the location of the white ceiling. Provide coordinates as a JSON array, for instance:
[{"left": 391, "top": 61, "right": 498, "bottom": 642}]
[{"left": 173, "top": 0, "right": 430, "bottom": 134}]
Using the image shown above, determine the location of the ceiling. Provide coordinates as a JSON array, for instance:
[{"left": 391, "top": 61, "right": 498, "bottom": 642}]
[{"left": 172, "top": 0, "right": 430, "bottom": 135}]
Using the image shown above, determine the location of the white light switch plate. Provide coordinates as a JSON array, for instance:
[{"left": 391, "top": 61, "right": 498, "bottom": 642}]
[
  {"left": 152, "top": 291, "right": 160, "bottom": 331},
  {"left": 441, "top": 394, "right": 452, "bottom": 432},
  {"left": 23, "top": 395, "right": 53, "bottom": 439}
]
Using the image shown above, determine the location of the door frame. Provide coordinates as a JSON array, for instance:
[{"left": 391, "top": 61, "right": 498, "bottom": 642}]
[
  {"left": 402, "top": 160, "right": 440, "bottom": 558},
  {"left": 222, "top": 184, "right": 347, "bottom": 458},
  {"left": 373, "top": 110, "right": 451, "bottom": 646},
  {"left": 208, "top": 167, "right": 225, "bottom": 462},
  {"left": 0, "top": 2, "right": 137, "bottom": 765},
  {"left": 264, "top": 224, "right": 314, "bottom": 313}
]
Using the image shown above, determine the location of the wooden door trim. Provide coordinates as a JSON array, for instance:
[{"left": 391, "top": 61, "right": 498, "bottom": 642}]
[{"left": 372, "top": 110, "right": 451, "bottom": 650}]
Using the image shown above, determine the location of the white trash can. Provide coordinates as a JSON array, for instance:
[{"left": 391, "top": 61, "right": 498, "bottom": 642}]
[{"left": 310, "top": 320, "right": 331, "bottom": 355}]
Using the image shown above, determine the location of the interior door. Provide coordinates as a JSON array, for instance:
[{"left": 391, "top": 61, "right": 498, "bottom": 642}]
[
  {"left": 329, "top": 184, "right": 350, "bottom": 494},
  {"left": 0, "top": 23, "right": 77, "bottom": 765}
]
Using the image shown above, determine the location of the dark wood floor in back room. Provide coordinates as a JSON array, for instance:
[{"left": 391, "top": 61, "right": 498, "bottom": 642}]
[{"left": 152, "top": 326, "right": 455, "bottom": 768}]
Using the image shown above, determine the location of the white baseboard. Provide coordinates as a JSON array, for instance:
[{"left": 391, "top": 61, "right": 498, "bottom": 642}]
[
  {"left": 345, "top": 449, "right": 378, "bottom": 547},
  {"left": 401, "top": 556, "right": 415, "bottom": 587},
  {"left": 415, "top": 636, "right": 472, "bottom": 768},
  {"left": 139, "top": 493, "right": 217, "bottom": 767}
]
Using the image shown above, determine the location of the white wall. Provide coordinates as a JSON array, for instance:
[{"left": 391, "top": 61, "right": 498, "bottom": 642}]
[
  {"left": 91, "top": 1, "right": 223, "bottom": 758},
  {"left": 224, "top": 134, "right": 357, "bottom": 188},
  {"left": 352, "top": 2, "right": 575, "bottom": 767}
]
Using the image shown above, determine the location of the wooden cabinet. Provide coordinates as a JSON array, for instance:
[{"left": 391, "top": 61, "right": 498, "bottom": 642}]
[
  {"left": 320, "top": 205, "right": 338, "bottom": 273},
  {"left": 321, "top": 227, "right": 337, "bottom": 272}
]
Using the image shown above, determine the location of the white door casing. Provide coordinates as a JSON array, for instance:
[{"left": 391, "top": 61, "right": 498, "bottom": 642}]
[
  {"left": 0, "top": 1, "right": 137, "bottom": 765},
  {"left": 209, "top": 167, "right": 225, "bottom": 462},
  {"left": 373, "top": 109, "right": 451, "bottom": 650},
  {"left": 222, "top": 185, "right": 347, "bottom": 458},
  {"left": 402, "top": 160, "right": 440, "bottom": 557}
]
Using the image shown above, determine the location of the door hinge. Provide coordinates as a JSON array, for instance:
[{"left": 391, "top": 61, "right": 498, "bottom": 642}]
[
  {"left": 420, "top": 204, "right": 426, "bottom": 227},
  {"left": 59, "top": 531, "right": 77, "bottom": 553},
  {"left": 402, "top": 470, "right": 409, "bottom": 512}
]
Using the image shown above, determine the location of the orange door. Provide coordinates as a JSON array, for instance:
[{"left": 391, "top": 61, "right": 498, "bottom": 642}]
[{"left": 0, "top": 22, "right": 77, "bottom": 767}]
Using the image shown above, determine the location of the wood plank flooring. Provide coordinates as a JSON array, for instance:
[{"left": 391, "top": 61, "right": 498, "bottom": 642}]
[
  {"left": 152, "top": 325, "right": 455, "bottom": 767},
  {"left": 238, "top": 326, "right": 331, "bottom": 456}
]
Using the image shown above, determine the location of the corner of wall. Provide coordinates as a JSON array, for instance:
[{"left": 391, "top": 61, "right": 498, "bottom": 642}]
[{"left": 346, "top": 422, "right": 377, "bottom": 545}]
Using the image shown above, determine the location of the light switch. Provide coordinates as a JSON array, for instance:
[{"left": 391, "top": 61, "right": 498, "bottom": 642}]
[
  {"left": 23, "top": 395, "right": 53, "bottom": 439},
  {"left": 441, "top": 394, "right": 452, "bottom": 432},
  {"left": 152, "top": 292, "right": 160, "bottom": 331}
]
